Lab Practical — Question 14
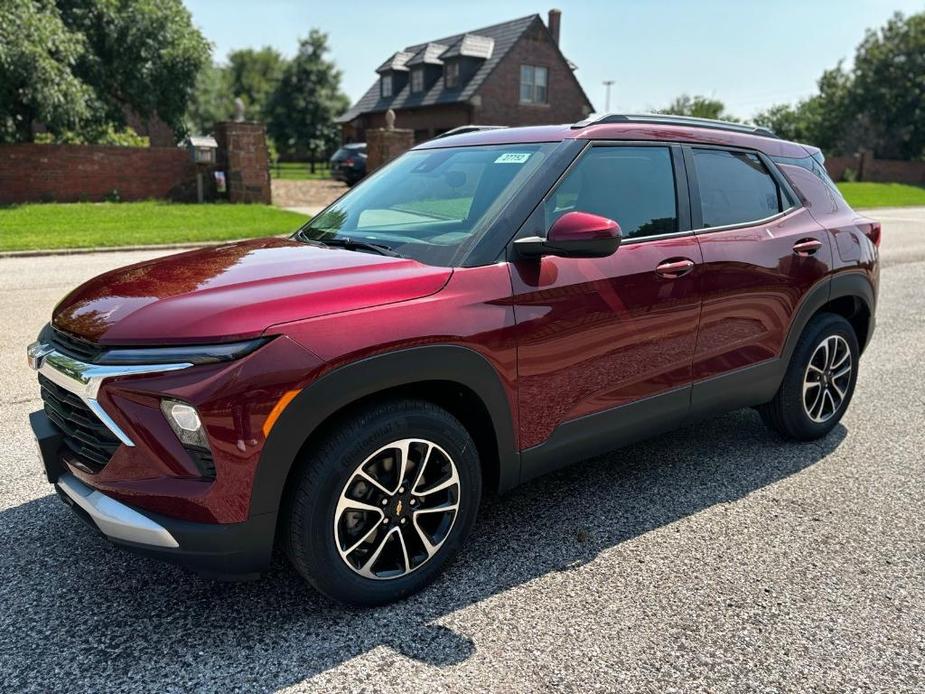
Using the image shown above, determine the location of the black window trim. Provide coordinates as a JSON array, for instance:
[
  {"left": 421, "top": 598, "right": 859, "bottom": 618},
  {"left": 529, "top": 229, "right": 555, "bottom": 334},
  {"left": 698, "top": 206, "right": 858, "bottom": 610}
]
[
  {"left": 532, "top": 140, "right": 693, "bottom": 247},
  {"left": 682, "top": 143, "right": 802, "bottom": 236}
]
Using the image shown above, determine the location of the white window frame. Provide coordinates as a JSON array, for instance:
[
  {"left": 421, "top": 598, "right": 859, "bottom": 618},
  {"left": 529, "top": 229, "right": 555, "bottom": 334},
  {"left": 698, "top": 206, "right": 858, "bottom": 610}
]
[{"left": 520, "top": 65, "right": 548, "bottom": 104}]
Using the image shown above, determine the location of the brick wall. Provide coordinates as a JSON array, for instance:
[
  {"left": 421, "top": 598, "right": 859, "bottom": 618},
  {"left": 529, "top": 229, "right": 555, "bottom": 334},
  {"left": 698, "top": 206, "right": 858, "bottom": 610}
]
[
  {"left": 476, "top": 19, "right": 593, "bottom": 126},
  {"left": 0, "top": 143, "right": 197, "bottom": 204},
  {"left": 367, "top": 128, "right": 415, "bottom": 172},
  {"left": 825, "top": 151, "right": 925, "bottom": 184},
  {"left": 213, "top": 121, "right": 272, "bottom": 204}
]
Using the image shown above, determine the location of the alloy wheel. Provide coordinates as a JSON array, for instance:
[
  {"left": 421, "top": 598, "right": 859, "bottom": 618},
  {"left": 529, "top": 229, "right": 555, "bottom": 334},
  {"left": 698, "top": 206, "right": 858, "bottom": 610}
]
[
  {"left": 334, "top": 438, "right": 460, "bottom": 580},
  {"left": 802, "top": 334, "right": 852, "bottom": 423}
]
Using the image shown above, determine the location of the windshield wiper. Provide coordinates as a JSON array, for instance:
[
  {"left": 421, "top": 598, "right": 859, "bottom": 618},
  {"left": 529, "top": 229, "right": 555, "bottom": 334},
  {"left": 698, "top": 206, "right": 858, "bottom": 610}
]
[{"left": 321, "top": 237, "right": 401, "bottom": 257}]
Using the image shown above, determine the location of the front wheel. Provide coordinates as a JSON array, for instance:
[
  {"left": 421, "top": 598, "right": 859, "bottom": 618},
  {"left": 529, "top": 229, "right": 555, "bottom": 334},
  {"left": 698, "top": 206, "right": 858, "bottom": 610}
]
[
  {"left": 759, "top": 313, "right": 860, "bottom": 440},
  {"left": 284, "top": 400, "right": 481, "bottom": 606}
]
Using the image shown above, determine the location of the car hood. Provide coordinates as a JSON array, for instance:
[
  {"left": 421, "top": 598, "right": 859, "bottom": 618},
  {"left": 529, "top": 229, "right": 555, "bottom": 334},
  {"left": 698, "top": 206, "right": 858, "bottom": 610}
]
[{"left": 52, "top": 237, "right": 452, "bottom": 345}]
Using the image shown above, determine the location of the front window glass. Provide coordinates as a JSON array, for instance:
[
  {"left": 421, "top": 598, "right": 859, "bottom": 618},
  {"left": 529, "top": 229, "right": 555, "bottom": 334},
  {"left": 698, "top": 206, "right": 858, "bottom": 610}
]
[
  {"left": 300, "top": 144, "right": 554, "bottom": 266},
  {"left": 545, "top": 146, "right": 678, "bottom": 239},
  {"left": 381, "top": 74, "right": 392, "bottom": 98},
  {"left": 692, "top": 149, "right": 783, "bottom": 227}
]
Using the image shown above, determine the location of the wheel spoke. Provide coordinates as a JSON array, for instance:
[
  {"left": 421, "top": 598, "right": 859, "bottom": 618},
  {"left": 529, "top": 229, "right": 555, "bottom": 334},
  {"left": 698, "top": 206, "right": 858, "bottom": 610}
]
[
  {"left": 411, "top": 442, "right": 434, "bottom": 493},
  {"left": 831, "top": 379, "right": 847, "bottom": 399},
  {"left": 342, "top": 521, "right": 382, "bottom": 557},
  {"left": 396, "top": 526, "right": 411, "bottom": 574},
  {"left": 411, "top": 516, "right": 438, "bottom": 558},
  {"left": 803, "top": 379, "right": 821, "bottom": 396},
  {"left": 416, "top": 465, "right": 460, "bottom": 496},
  {"left": 807, "top": 386, "right": 824, "bottom": 419},
  {"left": 357, "top": 469, "right": 392, "bottom": 496},
  {"left": 336, "top": 497, "right": 385, "bottom": 517},
  {"left": 833, "top": 363, "right": 852, "bottom": 380},
  {"left": 359, "top": 526, "right": 398, "bottom": 577},
  {"left": 393, "top": 440, "right": 411, "bottom": 494},
  {"left": 414, "top": 502, "right": 459, "bottom": 516}
]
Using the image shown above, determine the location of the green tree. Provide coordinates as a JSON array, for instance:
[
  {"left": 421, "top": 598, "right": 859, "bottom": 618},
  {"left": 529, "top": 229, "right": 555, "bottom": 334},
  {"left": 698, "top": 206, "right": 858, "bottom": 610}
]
[
  {"left": 851, "top": 11, "right": 925, "bottom": 159},
  {"left": 267, "top": 30, "right": 349, "bottom": 168},
  {"left": 0, "top": 0, "right": 210, "bottom": 143},
  {"left": 0, "top": 0, "right": 91, "bottom": 142},
  {"left": 186, "top": 63, "right": 234, "bottom": 134},
  {"left": 659, "top": 94, "right": 738, "bottom": 121},
  {"left": 227, "top": 48, "right": 287, "bottom": 122},
  {"left": 756, "top": 11, "right": 925, "bottom": 159}
]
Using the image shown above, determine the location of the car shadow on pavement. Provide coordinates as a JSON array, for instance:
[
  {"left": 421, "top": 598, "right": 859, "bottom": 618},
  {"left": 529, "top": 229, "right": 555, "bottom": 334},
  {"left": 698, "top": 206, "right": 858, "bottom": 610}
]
[{"left": 0, "top": 409, "right": 846, "bottom": 690}]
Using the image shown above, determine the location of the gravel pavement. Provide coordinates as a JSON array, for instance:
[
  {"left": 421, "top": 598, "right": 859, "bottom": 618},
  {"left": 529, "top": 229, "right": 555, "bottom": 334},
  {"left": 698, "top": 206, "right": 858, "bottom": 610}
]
[{"left": 0, "top": 209, "right": 923, "bottom": 692}]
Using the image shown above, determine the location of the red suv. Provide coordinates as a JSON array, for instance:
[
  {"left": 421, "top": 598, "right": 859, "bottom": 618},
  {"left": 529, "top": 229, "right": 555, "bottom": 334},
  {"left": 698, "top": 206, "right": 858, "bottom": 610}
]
[{"left": 28, "top": 115, "right": 879, "bottom": 606}]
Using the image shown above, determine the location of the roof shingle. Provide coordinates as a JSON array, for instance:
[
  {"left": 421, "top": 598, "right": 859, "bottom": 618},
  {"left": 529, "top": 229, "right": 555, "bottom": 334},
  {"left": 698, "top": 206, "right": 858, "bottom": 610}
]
[{"left": 337, "top": 14, "right": 539, "bottom": 123}]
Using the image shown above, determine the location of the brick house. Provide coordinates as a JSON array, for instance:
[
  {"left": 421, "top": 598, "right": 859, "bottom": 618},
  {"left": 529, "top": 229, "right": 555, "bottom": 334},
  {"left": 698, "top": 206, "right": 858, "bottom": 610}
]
[{"left": 336, "top": 10, "right": 594, "bottom": 144}]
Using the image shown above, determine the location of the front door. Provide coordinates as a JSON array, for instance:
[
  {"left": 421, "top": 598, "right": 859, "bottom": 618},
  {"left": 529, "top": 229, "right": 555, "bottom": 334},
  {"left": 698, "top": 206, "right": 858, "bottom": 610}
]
[{"left": 508, "top": 143, "right": 703, "bottom": 479}]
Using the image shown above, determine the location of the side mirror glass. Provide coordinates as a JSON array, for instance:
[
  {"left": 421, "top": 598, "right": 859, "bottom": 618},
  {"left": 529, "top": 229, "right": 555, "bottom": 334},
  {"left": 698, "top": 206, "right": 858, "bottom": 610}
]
[{"left": 514, "top": 211, "right": 622, "bottom": 259}]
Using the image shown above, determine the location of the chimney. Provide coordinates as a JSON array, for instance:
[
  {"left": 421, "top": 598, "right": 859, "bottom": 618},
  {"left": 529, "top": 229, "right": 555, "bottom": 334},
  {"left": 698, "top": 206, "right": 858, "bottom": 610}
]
[{"left": 548, "top": 8, "right": 561, "bottom": 45}]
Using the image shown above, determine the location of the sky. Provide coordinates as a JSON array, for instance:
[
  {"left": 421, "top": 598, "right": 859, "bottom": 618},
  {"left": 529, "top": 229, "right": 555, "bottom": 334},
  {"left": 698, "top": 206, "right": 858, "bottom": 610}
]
[{"left": 184, "top": 0, "right": 922, "bottom": 120}]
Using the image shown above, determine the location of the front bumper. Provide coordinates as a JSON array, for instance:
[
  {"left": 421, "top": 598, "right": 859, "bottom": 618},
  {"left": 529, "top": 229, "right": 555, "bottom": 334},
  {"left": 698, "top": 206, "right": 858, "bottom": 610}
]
[{"left": 31, "top": 409, "right": 275, "bottom": 579}]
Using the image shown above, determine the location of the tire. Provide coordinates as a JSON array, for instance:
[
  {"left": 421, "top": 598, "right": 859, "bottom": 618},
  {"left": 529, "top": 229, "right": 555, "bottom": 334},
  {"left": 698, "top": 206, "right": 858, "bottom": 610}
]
[
  {"left": 284, "top": 399, "right": 481, "bottom": 606},
  {"left": 759, "top": 312, "right": 859, "bottom": 441}
]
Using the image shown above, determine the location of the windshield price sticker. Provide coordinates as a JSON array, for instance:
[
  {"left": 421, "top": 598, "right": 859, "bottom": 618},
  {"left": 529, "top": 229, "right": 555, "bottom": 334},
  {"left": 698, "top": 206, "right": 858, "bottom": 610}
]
[{"left": 494, "top": 152, "right": 532, "bottom": 164}]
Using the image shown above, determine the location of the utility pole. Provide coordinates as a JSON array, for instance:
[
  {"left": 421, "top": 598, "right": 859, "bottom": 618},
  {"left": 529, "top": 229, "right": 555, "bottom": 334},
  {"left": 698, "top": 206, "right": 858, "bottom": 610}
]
[{"left": 603, "top": 80, "right": 615, "bottom": 112}]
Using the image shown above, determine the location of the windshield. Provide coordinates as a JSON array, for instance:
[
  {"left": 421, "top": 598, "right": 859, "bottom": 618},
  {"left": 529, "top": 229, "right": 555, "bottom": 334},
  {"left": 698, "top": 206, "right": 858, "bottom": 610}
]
[{"left": 299, "top": 143, "right": 555, "bottom": 265}]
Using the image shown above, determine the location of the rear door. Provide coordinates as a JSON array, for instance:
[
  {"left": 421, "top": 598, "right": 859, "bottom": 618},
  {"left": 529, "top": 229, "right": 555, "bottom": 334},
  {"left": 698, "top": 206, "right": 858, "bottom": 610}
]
[
  {"left": 509, "top": 142, "right": 703, "bottom": 475},
  {"left": 684, "top": 145, "right": 833, "bottom": 407}
]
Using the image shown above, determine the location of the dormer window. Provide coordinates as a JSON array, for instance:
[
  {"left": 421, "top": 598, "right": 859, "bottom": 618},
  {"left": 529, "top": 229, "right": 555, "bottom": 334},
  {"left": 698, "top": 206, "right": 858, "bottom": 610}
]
[
  {"left": 444, "top": 61, "right": 460, "bottom": 89},
  {"left": 381, "top": 75, "right": 393, "bottom": 98},
  {"left": 411, "top": 68, "right": 424, "bottom": 93}
]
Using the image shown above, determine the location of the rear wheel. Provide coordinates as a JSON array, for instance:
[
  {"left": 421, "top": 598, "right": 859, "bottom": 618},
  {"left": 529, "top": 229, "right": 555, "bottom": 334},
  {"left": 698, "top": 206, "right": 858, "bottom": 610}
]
[
  {"left": 759, "top": 313, "right": 859, "bottom": 440},
  {"left": 285, "top": 400, "right": 481, "bottom": 606}
]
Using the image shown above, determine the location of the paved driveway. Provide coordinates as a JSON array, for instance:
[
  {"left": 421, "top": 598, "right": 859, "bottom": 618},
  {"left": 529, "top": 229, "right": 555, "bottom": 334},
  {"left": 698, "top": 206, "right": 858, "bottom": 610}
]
[{"left": 1, "top": 209, "right": 923, "bottom": 692}]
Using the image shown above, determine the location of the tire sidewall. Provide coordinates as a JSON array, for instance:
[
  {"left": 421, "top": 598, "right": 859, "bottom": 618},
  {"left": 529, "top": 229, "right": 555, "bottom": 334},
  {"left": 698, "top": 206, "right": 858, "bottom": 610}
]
[
  {"left": 781, "top": 313, "right": 860, "bottom": 439},
  {"left": 291, "top": 404, "right": 481, "bottom": 606}
]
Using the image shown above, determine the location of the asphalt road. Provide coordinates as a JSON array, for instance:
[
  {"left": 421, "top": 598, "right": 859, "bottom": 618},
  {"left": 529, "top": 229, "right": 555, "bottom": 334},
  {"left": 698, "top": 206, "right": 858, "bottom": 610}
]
[{"left": 1, "top": 208, "right": 923, "bottom": 692}]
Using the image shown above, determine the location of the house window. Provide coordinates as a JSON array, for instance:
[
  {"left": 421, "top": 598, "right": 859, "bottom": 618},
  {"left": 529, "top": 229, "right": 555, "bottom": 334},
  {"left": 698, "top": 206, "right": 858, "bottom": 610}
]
[
  {"left": 445, "top": 61, "right": 460, "bottom": 89},
  {"left": 411, "top": 68, "right": 424, "bottom": 93},
  {"left": 520, "top": 65, "right": 548, "bottom": 104},
  {"left": 381, "top": 75, "right": 392, "bottom": 98}
]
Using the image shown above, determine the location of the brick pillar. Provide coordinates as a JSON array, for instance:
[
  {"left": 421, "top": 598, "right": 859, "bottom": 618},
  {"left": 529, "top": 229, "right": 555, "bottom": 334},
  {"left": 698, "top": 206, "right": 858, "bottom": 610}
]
[
  {"left": 213, "top": 121, "right": 271, "bottom": 204},
  {"left": 366, "top": 127, "right": 414, "bottom": 173}
]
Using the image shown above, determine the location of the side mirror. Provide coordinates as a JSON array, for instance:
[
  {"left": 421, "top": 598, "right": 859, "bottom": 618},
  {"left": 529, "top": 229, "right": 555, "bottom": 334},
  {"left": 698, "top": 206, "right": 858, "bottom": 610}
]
[{"left": 514, "top": 211, "right": 622, "bottom": 259}]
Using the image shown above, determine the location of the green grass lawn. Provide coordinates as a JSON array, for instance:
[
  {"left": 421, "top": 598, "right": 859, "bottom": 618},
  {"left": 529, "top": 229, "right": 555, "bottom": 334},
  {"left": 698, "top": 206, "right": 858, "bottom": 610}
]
[
  {"left": 837, "top": 182, "right": 925, "bottom": 209},
  {"left": 271, "top": 162, "right": 332, "bottom": 180},
  {"left": 0, "top": 201, "right": 308, "bottom": 252}
]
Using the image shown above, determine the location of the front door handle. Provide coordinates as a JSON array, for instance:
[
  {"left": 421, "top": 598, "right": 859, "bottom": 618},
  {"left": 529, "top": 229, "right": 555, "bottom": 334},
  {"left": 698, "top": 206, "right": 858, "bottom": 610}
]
[
  {"left": 655, "top": 258, "right": 695, "bottom": 279},
  {"left": 792, "top": 238, "right": 823, "bottom": 256}
]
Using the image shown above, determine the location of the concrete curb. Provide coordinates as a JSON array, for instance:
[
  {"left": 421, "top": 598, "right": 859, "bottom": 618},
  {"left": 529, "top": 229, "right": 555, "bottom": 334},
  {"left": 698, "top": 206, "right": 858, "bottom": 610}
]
[{"left": 0, "top": 236, "right": 287, "bottom": 259}]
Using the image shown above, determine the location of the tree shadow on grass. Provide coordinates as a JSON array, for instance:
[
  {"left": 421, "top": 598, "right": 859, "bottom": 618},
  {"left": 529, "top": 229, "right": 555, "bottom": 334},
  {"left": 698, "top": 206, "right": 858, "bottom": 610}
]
[{"left": 0, "top": 409, "right": 846, "bottom": 691}]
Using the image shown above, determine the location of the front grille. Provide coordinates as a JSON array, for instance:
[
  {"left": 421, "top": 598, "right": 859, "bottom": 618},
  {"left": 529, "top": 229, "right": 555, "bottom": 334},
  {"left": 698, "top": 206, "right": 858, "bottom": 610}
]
[
  {"left": 49, "top": 327, "right": 105, "bottom": 363},
  {"left": 39, "top": 374, "right": 120, "bottom": 472}
]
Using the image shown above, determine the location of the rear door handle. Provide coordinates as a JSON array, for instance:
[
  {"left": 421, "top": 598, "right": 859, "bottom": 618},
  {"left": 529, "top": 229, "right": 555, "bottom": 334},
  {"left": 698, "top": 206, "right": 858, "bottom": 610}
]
[
  {"left": 655, "top": 258, "right": 695, "bottom": 279},
  {"left": 792, "top": 238, "right": 823, "bottom": 256}
]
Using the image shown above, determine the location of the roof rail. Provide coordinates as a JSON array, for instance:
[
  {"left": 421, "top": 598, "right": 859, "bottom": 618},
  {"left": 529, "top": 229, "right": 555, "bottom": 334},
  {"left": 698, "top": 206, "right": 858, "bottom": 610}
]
[
  {"left": 433, "top": 125, "right": 508, "bottom": 139},
  {"left": 572, "top": 113, "right": 778, "bottom": 139}
]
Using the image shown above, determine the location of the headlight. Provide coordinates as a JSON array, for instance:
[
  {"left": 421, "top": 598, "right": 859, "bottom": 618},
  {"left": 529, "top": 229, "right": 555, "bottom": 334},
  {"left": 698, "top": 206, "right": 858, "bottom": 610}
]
[{"left": 97, "top": 337, "right": 270, "bottom": 366}]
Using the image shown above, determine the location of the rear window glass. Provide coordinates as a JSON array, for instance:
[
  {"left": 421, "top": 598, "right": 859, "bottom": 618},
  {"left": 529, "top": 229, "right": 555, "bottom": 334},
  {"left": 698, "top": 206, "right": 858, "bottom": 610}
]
[{"left": 692, "top": 149, "right": 783, "bottom": 228}]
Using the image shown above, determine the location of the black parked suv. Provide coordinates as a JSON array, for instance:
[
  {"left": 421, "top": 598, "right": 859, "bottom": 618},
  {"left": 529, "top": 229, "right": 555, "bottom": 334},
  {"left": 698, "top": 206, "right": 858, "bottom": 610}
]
[{"left": 330, "top": 143, "right": 367, "bottom": 186}]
